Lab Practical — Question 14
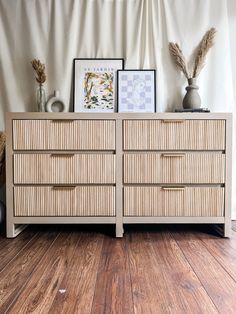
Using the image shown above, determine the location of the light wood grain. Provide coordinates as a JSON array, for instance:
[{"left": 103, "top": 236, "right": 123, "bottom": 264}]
[
  {"left": 14, "top": 153, "right": 115, "bottom": 184},
  {"left": 14, "top": 186, "right": 115, "bottom": 217},
  {"left": 123, "top": 119, "right": 225, "bottom": 150},
  {"left": 173, "top": 231, "right": 236, "bottom": 313},
  {"left": 13, "top": 119, "right": 115, "bottom": 150},
  {"left": 124, "top": 152, "right": 225, "bottom": 184},
  {"left": 124, "top": 186, "right": 224, "bottom": 217},
  {"left": 0, "top": 230, "right": 59, "bottom": 312}
]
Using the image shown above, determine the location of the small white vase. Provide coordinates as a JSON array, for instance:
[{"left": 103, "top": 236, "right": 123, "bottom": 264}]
[{"left": 46, "top": 90, "right": 68, "bottom": 112}]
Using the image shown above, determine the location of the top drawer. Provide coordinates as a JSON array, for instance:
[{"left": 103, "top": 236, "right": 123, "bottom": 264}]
[
  {"left": 13, "top": 119, "right": 115, "bottom": 150},
  {"left": 123, "top": 119, "right": 225, "bottom": 150}
]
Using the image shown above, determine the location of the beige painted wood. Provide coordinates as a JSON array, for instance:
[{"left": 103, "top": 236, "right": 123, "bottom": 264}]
[
  {"left": 124, "top": 152, "right": 225, "bottom": 184},
  {"left": 14, "top": 153, "right": 115, "bottom": 184},
  {"left": 6, "top": 112, "right": 232, "bottom": 238},
  {"left": 6, "top": 112, "right": 232, "bottom": 120},
  {"left": 123, "top": 217, "right": 225, "bottom": 223},
  {"left": 124, "top": 186, "right": 224, "bottom": 217},
  {"left": 14, "top": 186, "right": 115, "bottom": 217},
  {"left": 13, "top": 119, "right": 115, "bottom": 150},
  {"left": 123, "top": 119, "right": 225, "bottom": 150},
  {"left": 224, "top": 114, "right": 233, "bottom": 237},
  {"left": 115, "top": 119, "right": 123, "bottom": 237}
]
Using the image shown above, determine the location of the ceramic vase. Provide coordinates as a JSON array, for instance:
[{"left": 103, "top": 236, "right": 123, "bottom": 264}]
[{"left": 182, "top": 78, "right": 201, "bottom": 109}]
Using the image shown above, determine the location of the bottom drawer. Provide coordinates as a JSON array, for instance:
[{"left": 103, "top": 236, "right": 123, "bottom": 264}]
[
  {"left": 14, "top": 186, "right": 115, "bottom": 216},
  {"left": 124, "top": 186, "right": 224, "bottom": 217}
]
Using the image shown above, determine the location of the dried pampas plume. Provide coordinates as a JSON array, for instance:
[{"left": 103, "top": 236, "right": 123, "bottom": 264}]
[
  {"left": 31, "top": 59, "right": 46, "bottom": 84},
  {"left": 192, "top": 27, "right": 216, "bottom": 78},
  {"left": 169, "top": 43, "right": 190, "bottom": 79},
  {"left": 169, "top": 27, "right": 216, "bottom": 79}
]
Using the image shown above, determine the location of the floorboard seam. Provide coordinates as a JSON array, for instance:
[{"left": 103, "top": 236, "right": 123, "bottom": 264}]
[
  {"left": 4, "top": 231, "right": 61, "bottom": 314},
  {"left": 169, "top": 230, "right": 220, "bottom": 313},
  {"left": 194, "top": 230, "right": 236, "bottom": 285},
  {"left": 125, "top": 234, "right": 135, "bottom": 314},
  {"left": 0, "top": 232, "right": 39, "bottom": 275},
  {"left": 89, "top": 234, "right": 105, "bottom": 314}
]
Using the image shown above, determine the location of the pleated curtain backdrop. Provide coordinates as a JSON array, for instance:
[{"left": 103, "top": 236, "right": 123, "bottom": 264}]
[{"left": 0, "top": 0, "right": 235, "bottom": 215}]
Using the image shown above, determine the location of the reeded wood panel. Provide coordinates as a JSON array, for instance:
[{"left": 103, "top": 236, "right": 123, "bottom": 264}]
[
  {"left": 14, "top": 186, "right": 115, "bottom": 216},
  {"left": 124, "top": 152, "right": 225, "bottom": 184},
  {"left": 14, "top": 154, "right": 115, "bottom": 184},
  {"left": 124, "top": 186, "right": 224, "bottom": 217},
  {"left": 13, "top": 119, "right": 115, "bottom": 150},
  {"left": 123, "top": 120, "right": 225, "bottom": 150}
]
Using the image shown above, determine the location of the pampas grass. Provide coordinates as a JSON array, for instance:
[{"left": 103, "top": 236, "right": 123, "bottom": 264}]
[
  {"left": 169, "top": 27, "right": 216, "bottom": 79},
  {"left": 31, "top": 59, "right": 46, "bottom": 84},
  {"left": 169, "top": 43, "right": 190, "bottom": 79}
]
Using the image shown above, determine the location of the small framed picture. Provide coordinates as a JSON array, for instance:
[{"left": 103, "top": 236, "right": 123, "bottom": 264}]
[
  {"left": 73, "top": 58, "right": 124, "bottom": 112},
  {"left": 117, "top": 69, "right": 156, "bottom": 112}
]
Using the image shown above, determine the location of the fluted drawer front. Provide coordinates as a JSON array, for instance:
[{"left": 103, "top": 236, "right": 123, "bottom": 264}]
[
  {"left": 14, "top": 186, "right": 115, "bottom": 216},
  {"left": 14, "top": 153, "right": 115, "bottom": 184},
  {"left": 123, "top": 120, "right": 225, "bottom": 150},
  {"left": 124, "top": 186, "right": 224, "bottom": 217},
  {"left": 124, "top": 152, "right": 225, "bottom": 184},
  {"left": 13, "top": 119, "right": 115, "bottom": 150}
]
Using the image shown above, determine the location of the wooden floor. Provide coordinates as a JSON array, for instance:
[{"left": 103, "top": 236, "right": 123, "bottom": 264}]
[{"left": 1, "top": 223, "right": 236, "bottom": 314}]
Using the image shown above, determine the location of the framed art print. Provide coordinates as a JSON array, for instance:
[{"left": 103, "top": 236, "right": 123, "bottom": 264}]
[
  {"left": 117, "top": 69, "right": 156, "bottom": 112},
  {"left": 73, "top": 58, "right": 124, "bottom": 112}
]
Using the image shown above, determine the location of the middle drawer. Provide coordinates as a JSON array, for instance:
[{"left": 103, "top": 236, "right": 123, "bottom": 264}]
[
  {"left": 14, "top": 153, "right": 115, "bottom": 184},
  {"left": 124, "top": 152, "right": 225, "bottom": 184}
]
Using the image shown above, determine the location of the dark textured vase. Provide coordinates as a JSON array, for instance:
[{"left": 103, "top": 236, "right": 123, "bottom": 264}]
[{"left": 182, "top": 78, "right": 201, "bottom": 109}]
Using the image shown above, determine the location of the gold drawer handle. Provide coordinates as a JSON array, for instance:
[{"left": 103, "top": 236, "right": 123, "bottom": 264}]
[
  {"left": 162, "top": 153, "right": 186, "bottom": 158},
  {"left": 161, "top": 186, "right": 185, "bottom": 191},
  {"left": 161, "top": 119, "right": 185, "bottom": 123},
  {"left": 50, "top": 154, "right": 75, "bottom": 158},
  {"left": 52, "top": 185, "right": 76, "bottom": 190}
]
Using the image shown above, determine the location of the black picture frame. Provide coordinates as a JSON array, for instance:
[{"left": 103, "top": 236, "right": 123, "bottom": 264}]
[{"left": 73, "top": 58, "right": 124, "bottom": 112}]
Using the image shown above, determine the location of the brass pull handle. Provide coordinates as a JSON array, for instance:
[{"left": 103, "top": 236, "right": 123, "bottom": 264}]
[
  {"left": 162, "top": 153, "right": 186, "bottom": 158},
  {"left": 161, "top": 186, "right": 185, "bottom": 191},
  {"left": 51, "top": 120, "right": 75, "bottom": 123},
  {"left": 161, "top": 119, "right": 185, "bottom": 123},
  {"left": 52, "top": 185, "right": 76, "bottom": 190},
  {"left": 50, "top": 154, "right": 75, "bottom": 158}
]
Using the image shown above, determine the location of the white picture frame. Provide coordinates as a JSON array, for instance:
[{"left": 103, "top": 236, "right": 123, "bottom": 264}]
[
  {"left": 73, "top": 58, "right": 124, "bottom": 112},
  {"left": 117, "top": 69, "right": 156, "bottom": 112}
]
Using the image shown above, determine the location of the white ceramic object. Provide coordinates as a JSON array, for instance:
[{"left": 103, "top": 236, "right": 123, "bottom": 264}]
[{"left": 46, "top": 90, "right": 68, "bottom": 112}]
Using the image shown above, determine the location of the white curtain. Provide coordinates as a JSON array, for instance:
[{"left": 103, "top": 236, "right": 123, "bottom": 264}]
[{"left": 0, "top": 0, "right": 235, "bottom": 215}]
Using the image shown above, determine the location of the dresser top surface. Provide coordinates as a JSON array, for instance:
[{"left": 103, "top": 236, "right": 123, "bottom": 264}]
[{"left": 6, "top": 112, "right": 232, "bottom": 120}]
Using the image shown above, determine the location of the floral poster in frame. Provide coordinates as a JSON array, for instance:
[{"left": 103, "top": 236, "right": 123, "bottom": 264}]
[
  {"left": 117, "top": 69, "right": 156, "bottom": 112},
  {"left": 73, "top": 58, "right": 124, "bottom": 112}
]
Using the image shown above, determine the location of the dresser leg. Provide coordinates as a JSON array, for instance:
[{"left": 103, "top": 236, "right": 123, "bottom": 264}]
[
  {"left": 116, "top": 224, "right": 124, "bottom": 238},
  {"left": 224, "top": 221, "right": 231, "bottom": 238},
  {"left": 7, "top": 223, "right": 28, "bottom": 238}
]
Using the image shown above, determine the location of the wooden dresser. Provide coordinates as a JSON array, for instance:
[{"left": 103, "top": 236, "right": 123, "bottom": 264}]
[{"left": 6, "top": 112, "right": 232, "bottom": 237}]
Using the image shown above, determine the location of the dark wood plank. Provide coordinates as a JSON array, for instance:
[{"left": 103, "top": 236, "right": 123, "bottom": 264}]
[
  {"left": 91, "top": 237, "right": 134, "bottom": 314},
  {"left": 48, "top": 233, "right": 104, "bottom": 314},
  {"left": 195, "top": 229, "right": 236, "bottom": 282},
  {"left": 172, "top": 230, "right": 236, "bottom": 313},
  {"left": 9, "top": 232, "right": 103, "bottom": 314},
  {"left": 127, "top": 231, "right": 217, "bottom": 313},
  {"left": 0, "top": 229, "right": 38, "bottom": 273},
  {"left": 150, "top": 231, "right": 218, "bottom": 313},
  {"left": 0, "top": 230, "right": 59, "bottom": 312}
]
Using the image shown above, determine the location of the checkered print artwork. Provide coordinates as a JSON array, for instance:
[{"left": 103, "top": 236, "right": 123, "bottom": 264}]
[{"left": 118, "top": 70, "right": 156, "bottom": 112}]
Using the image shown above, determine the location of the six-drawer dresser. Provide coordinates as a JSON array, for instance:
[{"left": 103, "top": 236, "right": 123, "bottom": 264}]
[{"left": 6, "top": 112, "right": 232, "bottom": 238}]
